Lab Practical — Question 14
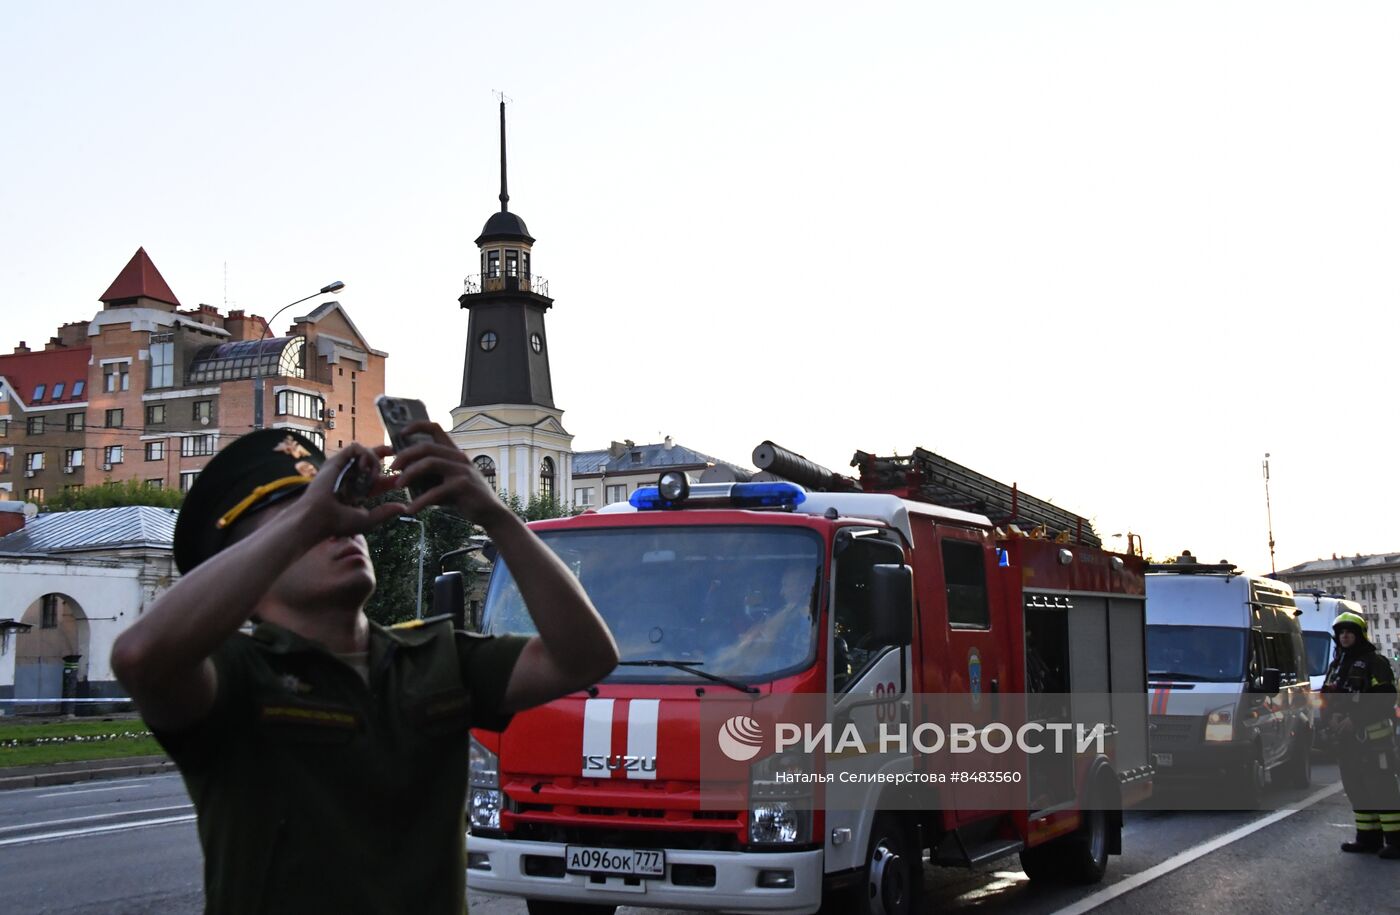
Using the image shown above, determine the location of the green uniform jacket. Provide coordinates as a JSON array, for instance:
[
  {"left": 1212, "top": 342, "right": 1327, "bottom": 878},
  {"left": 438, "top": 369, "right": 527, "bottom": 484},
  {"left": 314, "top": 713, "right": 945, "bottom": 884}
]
[{"left": 153, "top": 619, "right": 528, "bottom": 915}]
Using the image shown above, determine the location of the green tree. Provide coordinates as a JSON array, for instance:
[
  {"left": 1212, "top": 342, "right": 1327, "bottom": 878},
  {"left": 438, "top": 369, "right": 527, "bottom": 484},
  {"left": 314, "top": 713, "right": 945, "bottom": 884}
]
[{"left": 41, "top": 480, "right": 184, "bottom": 513}]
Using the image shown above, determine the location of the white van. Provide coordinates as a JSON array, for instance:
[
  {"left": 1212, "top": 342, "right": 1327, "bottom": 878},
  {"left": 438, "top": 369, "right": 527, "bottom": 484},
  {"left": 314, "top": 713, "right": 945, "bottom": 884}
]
[{"left": 1146, "top": 558, "right": 1313, "bottom": 804}]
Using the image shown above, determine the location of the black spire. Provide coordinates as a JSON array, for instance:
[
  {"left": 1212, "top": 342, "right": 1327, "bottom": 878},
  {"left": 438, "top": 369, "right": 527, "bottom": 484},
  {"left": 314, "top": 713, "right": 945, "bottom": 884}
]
[{"left": 498, "top": 99, "right": 509, "bottom": 213}]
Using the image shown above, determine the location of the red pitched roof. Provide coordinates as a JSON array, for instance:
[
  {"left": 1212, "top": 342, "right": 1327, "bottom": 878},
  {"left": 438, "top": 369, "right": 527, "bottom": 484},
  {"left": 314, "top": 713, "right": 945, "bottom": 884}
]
[
  {"left": 99, "top": 247, "right": 181, "bottom": 307},
  {"left": 0, "top": 346, "right": 92, "bottom": 408}
]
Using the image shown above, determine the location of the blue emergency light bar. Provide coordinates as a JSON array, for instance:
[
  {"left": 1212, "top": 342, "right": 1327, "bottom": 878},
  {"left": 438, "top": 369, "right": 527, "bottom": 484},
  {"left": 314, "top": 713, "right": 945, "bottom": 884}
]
[{"left": 630, "top": 481, "right": 807, "bottom": 511}]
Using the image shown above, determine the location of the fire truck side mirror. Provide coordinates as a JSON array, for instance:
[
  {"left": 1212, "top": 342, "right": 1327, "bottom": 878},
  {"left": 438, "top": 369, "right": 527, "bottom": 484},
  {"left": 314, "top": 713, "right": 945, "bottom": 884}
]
[
  {"left": 434, "top": 571, "right": 468, "bottom": 631},
  {"left": 870, "top": 564, "right": 914, "bottom": 648}
]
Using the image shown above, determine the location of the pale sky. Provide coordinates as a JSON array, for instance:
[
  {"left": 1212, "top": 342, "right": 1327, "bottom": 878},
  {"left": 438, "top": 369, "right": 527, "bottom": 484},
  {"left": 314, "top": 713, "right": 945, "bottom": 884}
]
[{"left": 2, "top": 1, "right": 1396, "bottom": 574}]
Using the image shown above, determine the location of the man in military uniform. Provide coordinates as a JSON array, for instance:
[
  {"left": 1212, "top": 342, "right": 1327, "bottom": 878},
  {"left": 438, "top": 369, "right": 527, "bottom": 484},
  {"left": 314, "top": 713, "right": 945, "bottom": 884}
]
[
  {"left": 111, "top": 423, "right": 619, "bottom": 912},
  {"left": 1320, "top": 610, "right": 1400, "bottom": 858}
]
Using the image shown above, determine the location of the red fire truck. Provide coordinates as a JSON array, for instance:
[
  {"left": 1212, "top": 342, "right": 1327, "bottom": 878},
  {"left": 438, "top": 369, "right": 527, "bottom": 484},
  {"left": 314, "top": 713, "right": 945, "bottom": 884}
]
[{"left": 465, "top": 443, "right": 1151, "bottom": 915}]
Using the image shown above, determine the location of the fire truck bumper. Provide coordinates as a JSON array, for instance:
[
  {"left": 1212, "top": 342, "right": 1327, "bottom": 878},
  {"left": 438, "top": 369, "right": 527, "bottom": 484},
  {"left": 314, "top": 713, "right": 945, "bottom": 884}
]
[{"left": 466, "top": 836, "right": 824, "bottom": 914}]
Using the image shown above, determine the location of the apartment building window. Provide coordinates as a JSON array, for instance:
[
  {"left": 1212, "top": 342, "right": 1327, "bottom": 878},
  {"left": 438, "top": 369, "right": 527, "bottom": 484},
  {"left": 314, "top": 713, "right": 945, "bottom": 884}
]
[
  {"left": 0, "top": 419, "right": 7, "bottom": 438},
  {"left": 104, "top": 445, "right": 124, "bottom": 465},
  {"left": 64, "top": 484, "right": 82, "bottom": 495},
  {"left": 72, "top": 380, "right": 84, "bottom": 398},
  {"left": 33, "top": 384, "right": 45, "bottom": 401},
  {"left": 66, "top": 413, "right": 83, "bottom": 432},
  {"left": 275, "top": 390, "right": 324, "bottom": 421},
  {"left": 145, "top": 478, "right": 164, "bottom": 490},
  {"left": 605, "top": 484, "right": 627, "bottom": 504},
  {"left": 149, "top": 334, "right": 174, "bottom": 388},
  {"left": 26, "top": 416, "right": 43, "bottom": 435},
  {"left": 505, "top": 249, "right": 519, "bottom": 277},
  {"left": 0, "top": 453, "right": 8, "bottom": 474},
  {"left": 145, "top": 441, "right": 165, "bottom": 461},
  {"left": 26, "top": 452, "right": 43, "bottom": 472},
  {"left": 64, "top": 449, "right": 82, "bottom": 470},
  {"left": 575, "top": 487, "right": 595, "bottom": 508},
  {"left": 181, "top": 435, "right": 215, "bottom": 457},
  {"left": 180, "top": 471, "right": 200, "bottom": 493},
  {"left": 106, "top": 409, "right": 124, "bottom": 428},
  {"left": 146, "top": 404, "right": 166, "bottom": 425},
  {"left": 25, "top": 487, "right": 44, "bottom": 504},
  {"left": 103, "top": 362, "right": 130, "bottom": 392},
  {"left": 193, "top": 400, "right": 213, "bottom": 423},
  {"left": 486, "top": 250, "right": 500, "bottom": 278},
  {"left": 52, "top": 383, "right": 64, "bottom": 400}
]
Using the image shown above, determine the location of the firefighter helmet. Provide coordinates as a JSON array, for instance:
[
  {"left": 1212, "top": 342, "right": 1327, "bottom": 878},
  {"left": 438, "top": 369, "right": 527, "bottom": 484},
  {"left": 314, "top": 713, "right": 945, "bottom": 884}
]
[{"left": 1332, "top": 610, "right": 1368, "bottom": 637}]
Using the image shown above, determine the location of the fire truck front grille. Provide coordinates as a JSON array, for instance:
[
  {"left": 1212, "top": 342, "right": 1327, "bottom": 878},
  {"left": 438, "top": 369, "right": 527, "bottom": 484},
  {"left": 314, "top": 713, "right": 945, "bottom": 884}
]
[
  {"left": 578, "top": 806, "right": 666, "bottom": 819},
  {"left": 513, "top": 822, "right": 744, "bottom": 852}
]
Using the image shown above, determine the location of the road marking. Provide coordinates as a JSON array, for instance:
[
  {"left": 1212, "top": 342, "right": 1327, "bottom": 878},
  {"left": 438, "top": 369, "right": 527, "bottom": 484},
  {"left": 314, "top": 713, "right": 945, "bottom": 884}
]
[
  {"left": 35, "top": 783, "right": 151, "bottom": 799},
  {"left": 0, "top": 814, "right": 197, "bottom": 848},
  {"left": 0, "top": 804, "right": 193, "bottom": 834},
  {"left": 1049, "top": 782, "right": 1343, "bottom": 915}
]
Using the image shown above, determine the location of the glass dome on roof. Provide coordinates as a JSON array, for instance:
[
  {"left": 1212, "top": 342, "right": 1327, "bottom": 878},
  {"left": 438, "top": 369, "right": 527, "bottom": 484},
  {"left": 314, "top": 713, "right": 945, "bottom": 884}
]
[{"left": 187, "top": 336, "right": 306, "bottom": 384}]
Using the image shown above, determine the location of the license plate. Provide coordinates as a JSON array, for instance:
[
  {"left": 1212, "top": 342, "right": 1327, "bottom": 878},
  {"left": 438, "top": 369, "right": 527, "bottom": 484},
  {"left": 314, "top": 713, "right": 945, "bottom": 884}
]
[
  {"left": 1154, "top": 753, "right": 1173, "bottom": 767},
  {"left": 565, "top": 845, "right": 665, "bottom": 878}
]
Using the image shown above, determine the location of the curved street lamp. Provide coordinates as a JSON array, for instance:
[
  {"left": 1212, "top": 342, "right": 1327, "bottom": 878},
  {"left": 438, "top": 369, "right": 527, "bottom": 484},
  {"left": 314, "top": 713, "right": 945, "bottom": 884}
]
[{"left": 253, "top": 281, "right": 346, "bottom": 429}]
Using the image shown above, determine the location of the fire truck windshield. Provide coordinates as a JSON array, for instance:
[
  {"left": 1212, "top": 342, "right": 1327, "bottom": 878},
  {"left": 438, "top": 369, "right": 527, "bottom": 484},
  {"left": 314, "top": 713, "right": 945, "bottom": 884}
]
[{"left": 481, "top": 525, "right": 825, "bottom": 683}]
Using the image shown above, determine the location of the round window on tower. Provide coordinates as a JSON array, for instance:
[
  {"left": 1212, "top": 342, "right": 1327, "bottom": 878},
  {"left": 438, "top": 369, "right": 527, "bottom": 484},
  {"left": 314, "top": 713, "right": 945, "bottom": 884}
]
[
  {"left": 530, "top": 332, "right": 543, "bottom": 354},
  {"left": 479, "top": 331, "right": 498, "bottom": 352}
]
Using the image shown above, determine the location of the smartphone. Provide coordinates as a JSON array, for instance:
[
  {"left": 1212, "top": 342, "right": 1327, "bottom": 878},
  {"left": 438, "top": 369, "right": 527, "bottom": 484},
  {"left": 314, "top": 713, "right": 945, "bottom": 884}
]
[
  {"left": 375, "top": 395, "right": 440, "bottom": 499},
  {"left": 333, "top": 456, "right": 374, "bottom": 508}
]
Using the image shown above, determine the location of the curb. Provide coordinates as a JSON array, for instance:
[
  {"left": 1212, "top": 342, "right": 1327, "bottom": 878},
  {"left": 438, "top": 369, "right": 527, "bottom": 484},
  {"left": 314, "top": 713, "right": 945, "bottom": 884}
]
[{"left": 0, "top": 756, "right": 176, "bottom": 791}]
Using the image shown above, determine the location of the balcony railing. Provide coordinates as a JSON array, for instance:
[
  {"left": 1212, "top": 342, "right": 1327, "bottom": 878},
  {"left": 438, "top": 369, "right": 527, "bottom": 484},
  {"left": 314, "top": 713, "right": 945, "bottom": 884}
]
[{"left": 463, "top": 272, "right": 550, "bottom": 298}]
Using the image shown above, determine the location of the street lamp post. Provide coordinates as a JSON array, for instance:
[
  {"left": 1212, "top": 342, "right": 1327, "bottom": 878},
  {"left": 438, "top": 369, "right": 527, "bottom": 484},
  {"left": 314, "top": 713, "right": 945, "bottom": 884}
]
[
  {"left": 400, "top": 514, "right": 426, "bottom": 619},
  {"left": 253, "top": 281, "right": 345, "bottom": 430}
]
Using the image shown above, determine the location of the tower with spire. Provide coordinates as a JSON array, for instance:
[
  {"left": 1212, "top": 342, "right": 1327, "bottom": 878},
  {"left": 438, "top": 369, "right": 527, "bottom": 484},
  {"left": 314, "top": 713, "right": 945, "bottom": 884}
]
[{"left": 449, "top": 100, "right": 573, "bottom": 504}]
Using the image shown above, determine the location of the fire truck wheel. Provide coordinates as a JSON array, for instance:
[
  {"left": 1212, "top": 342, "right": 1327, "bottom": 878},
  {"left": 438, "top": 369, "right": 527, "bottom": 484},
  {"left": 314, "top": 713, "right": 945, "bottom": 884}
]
[
  {"left": 857, "top": 814, "right": 922, "bottom": 915},
  {"left": 1019, "top": 783, "right": 1111, "bottom": 885},
  {"left": 525, "top": 902, "right": 615, "bottom": 915}
]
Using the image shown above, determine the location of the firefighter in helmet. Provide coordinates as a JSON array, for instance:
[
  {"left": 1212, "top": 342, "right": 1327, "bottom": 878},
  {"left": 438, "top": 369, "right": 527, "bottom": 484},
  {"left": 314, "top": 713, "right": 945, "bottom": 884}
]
[{"left": 1320, "top": 610, "right": 1400, "bottom": 857}]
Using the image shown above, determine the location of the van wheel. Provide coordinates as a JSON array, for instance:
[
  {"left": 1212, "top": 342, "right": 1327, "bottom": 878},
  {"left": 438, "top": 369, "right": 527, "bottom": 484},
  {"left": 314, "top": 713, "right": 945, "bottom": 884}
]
[
  {"left": 1234, "top": 749, "right": 1266, "bottom": 808},
  {"left": 526, "top": 902, "right": 615, "bottom": 915},
  {"left": 1279, "top": 730, "right": 1312, "bottom": 789},
  {"left": 858, "top": 814, "right": 922, "bottom": 915}
]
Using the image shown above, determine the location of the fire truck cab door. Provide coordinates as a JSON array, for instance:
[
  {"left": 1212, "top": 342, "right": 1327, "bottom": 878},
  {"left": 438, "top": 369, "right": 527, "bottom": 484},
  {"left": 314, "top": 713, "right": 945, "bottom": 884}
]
[
  {"left": 826, "top": 528, "right": 915, "bottom": 875},
  {"left": 932, "top": 524, "right": 1013, "bottom": 827}
]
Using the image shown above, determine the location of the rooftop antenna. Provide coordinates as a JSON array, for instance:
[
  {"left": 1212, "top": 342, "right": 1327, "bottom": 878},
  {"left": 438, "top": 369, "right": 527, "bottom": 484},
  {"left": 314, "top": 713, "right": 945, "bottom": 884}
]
[
  {"left": 493, "top": 90, "right": 514, "bottom": 212},
  {"left": 223, "top": 260, "right": 229, "bottom": 308},
  {"left": 1263, "top": 453, "right": 1277, "bottom": 574}
]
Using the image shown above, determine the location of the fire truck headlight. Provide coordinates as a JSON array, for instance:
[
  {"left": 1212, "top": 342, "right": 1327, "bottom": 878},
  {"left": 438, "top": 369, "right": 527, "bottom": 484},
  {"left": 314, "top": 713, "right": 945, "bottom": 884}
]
[
  {"left": 748, "top": 752, "right": 813, "bottom": 844},
  {"left": 749, "top": 801, "right": 810, "bottom": 845},
  {"left": 468, "top": 735, "right": 502, "bottom": 831},
  {"left": 470, "top": 788, "right": 502, "bottom": 831},
  {"left": 1204, "top": 705, "right": 1235, "bottom": 743}
]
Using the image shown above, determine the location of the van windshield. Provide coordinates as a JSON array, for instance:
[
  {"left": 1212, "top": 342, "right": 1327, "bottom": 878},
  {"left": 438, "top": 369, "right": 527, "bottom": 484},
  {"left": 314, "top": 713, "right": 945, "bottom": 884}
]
[
  {"left": 481, "top": 525, "right": 824, "bottom": 683},
  {"left": 1303, "top": 632, "right": 1333, "bottom": 677},
  {"left": 1147, "top": 625, "right": 1247, "bottom": 682}
]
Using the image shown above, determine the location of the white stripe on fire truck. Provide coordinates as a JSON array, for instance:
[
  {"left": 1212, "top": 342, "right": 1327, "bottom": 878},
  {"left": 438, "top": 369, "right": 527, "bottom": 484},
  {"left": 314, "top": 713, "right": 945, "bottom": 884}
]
[
  {"left": 626, "top": 699, "right": 660, "bottom": 780},
  {"left": 581, "top": 698, "right": 615, "bottom": 777}
]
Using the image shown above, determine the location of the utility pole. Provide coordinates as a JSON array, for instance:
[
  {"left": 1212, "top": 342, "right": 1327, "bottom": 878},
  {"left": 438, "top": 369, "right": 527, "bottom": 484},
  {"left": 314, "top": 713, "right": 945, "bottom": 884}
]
[{"left": 1262, "top": 453, "right": 1277, "bottom": 575}]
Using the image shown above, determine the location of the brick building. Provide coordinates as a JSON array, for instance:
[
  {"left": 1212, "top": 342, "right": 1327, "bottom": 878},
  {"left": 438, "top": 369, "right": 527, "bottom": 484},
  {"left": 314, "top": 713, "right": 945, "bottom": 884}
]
[{"left": 0, "top": 248, "right": 387, "bottom": 502}]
